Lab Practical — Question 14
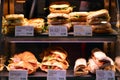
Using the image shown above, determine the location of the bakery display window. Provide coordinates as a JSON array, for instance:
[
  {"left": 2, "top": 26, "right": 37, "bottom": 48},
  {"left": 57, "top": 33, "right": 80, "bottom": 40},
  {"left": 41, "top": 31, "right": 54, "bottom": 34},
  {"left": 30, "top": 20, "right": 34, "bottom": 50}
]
[{"left": 0, "top": 0, "right": 120, "bottom": 80}]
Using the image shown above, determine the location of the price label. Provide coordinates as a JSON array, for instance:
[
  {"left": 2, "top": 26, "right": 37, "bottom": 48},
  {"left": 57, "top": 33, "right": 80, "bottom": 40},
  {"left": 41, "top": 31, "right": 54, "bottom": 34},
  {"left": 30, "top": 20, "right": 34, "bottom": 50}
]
[
  {"left": 9, "top": 70, "right": 28, "bottom": 80},
  {"left": 48, "top": 25, "right": 68, "bottom": 36},
  {"left": 47, "top": 70, "right": 66, "bottom": 80},
  {"left": 15, "top": 26, "right": 34, "bottom": 36},
  {"left": 96, "top": 70, "right": 115, "bottom": 80},
  {"left": 74, "top": 25, "right": 92, "bottom": 36}
]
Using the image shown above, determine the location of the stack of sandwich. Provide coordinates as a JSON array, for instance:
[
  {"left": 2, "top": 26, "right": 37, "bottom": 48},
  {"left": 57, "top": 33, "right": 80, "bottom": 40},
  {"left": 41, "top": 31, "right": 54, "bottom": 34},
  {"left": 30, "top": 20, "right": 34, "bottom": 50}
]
[
  {"left": 39, "top": 46, "right": 69, "bottom": 72},
  {"left": 74, "top": 58, "right": 89, "bottom": 76},
  {"left": 47, "top": 1, "right": 73, "bottom": 31},
  {"left": 7, "top": 51, "right": 40, "bottom": 74},
  {"left": 88, "top": 48, "right": 115, "bottom": 74},
  {"left": 2, "top": 14, "right": 26, "bottom": 35},
  {"left": 87, "top": 9, "right": 113, "bottom": 34}
]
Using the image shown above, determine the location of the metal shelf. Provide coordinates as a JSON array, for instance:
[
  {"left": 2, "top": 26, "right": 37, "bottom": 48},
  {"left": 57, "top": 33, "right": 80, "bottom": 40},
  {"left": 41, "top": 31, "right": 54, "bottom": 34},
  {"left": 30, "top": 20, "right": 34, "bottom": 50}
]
[{"left": 4, "top": 35, "right": 117, "bottom": 43}]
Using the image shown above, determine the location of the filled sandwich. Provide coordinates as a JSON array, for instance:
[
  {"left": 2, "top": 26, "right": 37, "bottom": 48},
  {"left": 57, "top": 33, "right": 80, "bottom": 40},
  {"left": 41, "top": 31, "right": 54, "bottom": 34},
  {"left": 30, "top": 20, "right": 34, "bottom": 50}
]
[
  {"left": 7, "top": 51, "right": 40, "bottom": 74},
  {"left": 87, "top": 9, "right": 110, "bottom": 25},
  {"left": 74, "top": 58, "right": 89, "bottom": 76},
  {"left": 40, "top": 46, "right": 69, "bottom": 72},
  {"left": 49, "top": 1, "right": 73, "bottom": 13}
]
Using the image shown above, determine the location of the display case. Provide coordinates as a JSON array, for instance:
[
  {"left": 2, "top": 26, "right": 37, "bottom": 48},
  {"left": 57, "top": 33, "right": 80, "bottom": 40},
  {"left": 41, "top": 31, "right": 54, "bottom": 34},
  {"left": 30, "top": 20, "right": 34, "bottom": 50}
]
[{"left": 0, "top": 0, "right": 120, "bottom": 80}]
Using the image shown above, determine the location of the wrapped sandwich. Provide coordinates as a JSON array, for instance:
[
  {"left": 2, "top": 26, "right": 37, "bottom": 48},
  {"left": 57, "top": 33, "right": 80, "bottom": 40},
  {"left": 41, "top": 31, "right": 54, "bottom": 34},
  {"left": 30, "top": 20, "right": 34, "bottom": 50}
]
[
  {"left": 74, "top": 58, "right": 89, "bottom": 76},
  {"left": 40, "top": 46, "right": 69, "bottom": 72},
  {"left": 88, "top": 48, "right": 115, "bottom": 74},
  {"left": 7, "top": 51, "right": 40, "bottom": 74}
]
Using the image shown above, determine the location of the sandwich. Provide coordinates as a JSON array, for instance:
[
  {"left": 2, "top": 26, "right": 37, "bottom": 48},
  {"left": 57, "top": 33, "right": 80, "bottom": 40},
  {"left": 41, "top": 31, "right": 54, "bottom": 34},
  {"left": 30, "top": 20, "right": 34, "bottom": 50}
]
[
  {"left": 88, "top": 58, "right": 99, "bottom": 74},
  {"left": 69, "top": 12, "right": 88, "bottom": 22},
  {"left": 24, "top": 18, "right": 45, "bottom": 34},
  {"left": 115, "top": 56, "right": 120, "bottom": 72},
  {"left": 91, "top": 48, "right": 115, "bottom": 71},
  {"left": 91, "top": 22, "right": 113, "bottom": 34},
  {"left": 7, "top": 51, "right": 40, "bottom": 74},
  {"left": 40, "top": 46, "right": 69, "bottom": 72},
  {"left": 47, "top": 13, "right": 70, "bottom": 25},
  {"left": 87, "top": 9, "right": 110, "bottom": 24},
  {"left": 74, "top": 58, "right": 89, "bottom": 76},
  {"left": 3, "top": 14, "right": 26, "bottom": 35},
  {"left": 5, "top": 14, "right": 25, "bottom": 26},
  {"left": 0, "top": 55, "right": 6, "bottom": 71},
  {"left": 49, "top": 1, "right": 73, "bottom": 13},
  {"left": 40, "top": 59, "right": 69, "bottom": 72}
]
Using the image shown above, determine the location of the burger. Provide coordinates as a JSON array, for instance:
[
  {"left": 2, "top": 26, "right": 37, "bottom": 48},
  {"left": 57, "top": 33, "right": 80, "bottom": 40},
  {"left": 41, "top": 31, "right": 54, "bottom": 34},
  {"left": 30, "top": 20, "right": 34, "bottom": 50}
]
[
  {"left": 49, "top": 1, "right": 73, "bottom": 13},
  {"left": 87, "top": 9, "right": 110, "bottom": 25}
]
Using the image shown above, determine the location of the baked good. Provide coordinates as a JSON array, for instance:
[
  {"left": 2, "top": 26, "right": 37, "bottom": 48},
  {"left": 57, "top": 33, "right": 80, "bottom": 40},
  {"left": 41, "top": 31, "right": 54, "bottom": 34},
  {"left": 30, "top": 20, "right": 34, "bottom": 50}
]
[
  {"left": 0, "top": 55, "right": 6, "bottom": 71},
  {"left": 40, "top": 59, "right": 69, "bottom": 72},
  {"left": 115, "top": 56, "right": 120, "bottom": 72},
  {"left": 5, "top": 14, "right": 25, "bottom": 26},
  {"left": 49, "top": 1, "right": 73, "bottom": 13},
  {"left": 7, "top": 51, "right": 40, "bottom": 74},
  {"left": 69, "top": 12, "right": 89, "bottom": 22},
  {"left": 40, "top": 46, "right": 69, "bottom": 72},
  {"left": 3, "top": 14, "right": 26, "bottom": 35},
  {"left": 47, "top": 13, "right": 70, "bottom": 25},
  {"left": 24, "top": 18, "right": 45, "bottom": 34},
  {"left": 88, "top": 58, "right": 99, "bottom": 74},
  {"left": 91, "top": 48, "right": 115, "bottom": 71},
  {"left": 74, "top": 58, "right": 89, "bottom": 76},
  {"left": 91, "top": 22, "right": 113, "bottom": 34},
  {"left": 87, "top": 9, "right": 110, "bottom": 24}
]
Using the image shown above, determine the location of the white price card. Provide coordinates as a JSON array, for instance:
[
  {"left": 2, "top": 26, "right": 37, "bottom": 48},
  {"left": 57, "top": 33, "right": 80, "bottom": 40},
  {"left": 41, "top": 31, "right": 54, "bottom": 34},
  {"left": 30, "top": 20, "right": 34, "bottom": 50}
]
[
  {"left": 96, "top": 70, "right": 115, "bottom": 80},
  {"left": 9, "top": 70, "right": 28, "bottom": 80},
  {"left": 47, "top": 70, "right": 66, "bottom": 80},
  {"left": 48, "top": 25, "right": 68, "bottom": 36},
  {"left": 74, "top": 25, "right": 92, "bottom": 36},
  {"left": 15, "top": 26, "right": 34, "bottom": 36}
]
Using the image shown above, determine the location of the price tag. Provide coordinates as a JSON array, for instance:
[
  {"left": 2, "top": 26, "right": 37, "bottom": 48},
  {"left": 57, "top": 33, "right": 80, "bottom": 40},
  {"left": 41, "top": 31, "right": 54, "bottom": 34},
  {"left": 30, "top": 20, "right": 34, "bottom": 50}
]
[
  {"left": 48, "top": 25, "right": 68, "bottom": 36},
  {"left": 9, "top": 70, "right": 28, "bottom": 80},
  {"left": 15, "top": 26, "right": 34, "bottom": 36},
  {"left": 96, "top": 70, "right": 115, "bottom": 80},
  {"left": 47, "top": 70, "right": 66, "bottom": 80},
  {"left": 74, "top": 25, "right": 92, "bottom": 36}
]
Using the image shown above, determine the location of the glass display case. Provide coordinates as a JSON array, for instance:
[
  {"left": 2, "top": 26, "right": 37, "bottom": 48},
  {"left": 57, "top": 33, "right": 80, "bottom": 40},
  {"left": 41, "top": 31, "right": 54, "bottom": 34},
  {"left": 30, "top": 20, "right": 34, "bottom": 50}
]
[{"left": 0, "top": 0, "right": 120, "bottom": 80}]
